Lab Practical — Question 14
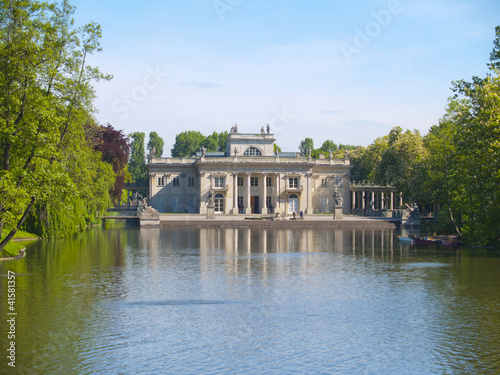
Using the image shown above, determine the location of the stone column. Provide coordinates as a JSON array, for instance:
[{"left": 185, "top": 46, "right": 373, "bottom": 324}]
[
  {"left": 371, "top": 191, "right": 375, "bottom": 210},
  {"left": 199, "top": 171, "right": 207, "bottom": 214},
  {"left": 381, "top": 192, "right": 385, "bottom": 210},
  {"left": 306, "top": 173, "right": 313, "bottom": 214},
  {"left": 246, "top": 172, "right": 252, "bottom": 214},
  {"left": 232, "top": 173, "right": 238, "bottom": 214},
  {"left": 275, "top": 173, "right": 281, "bottom": 213},
  {"left": 390, "top": 191, "right": 394, "bottom": 210},
  {"left": 262, "top": 172, "right": 268, "bottom": 214}
]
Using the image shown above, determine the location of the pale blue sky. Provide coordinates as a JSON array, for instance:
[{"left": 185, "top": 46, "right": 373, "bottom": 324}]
[{"left": 70, "top": 0, "right": 500, "bottom": 155}]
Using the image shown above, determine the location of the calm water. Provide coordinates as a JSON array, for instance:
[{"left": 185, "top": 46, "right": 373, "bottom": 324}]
[{"left": 1, "top": 226, "right": 500, "bottom": 374}]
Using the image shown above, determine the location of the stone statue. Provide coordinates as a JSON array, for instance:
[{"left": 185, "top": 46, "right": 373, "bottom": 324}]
[
  {"left": 333, "top": 191, "right": 343, "bottom": 207},
  {"left": 344, "top": 149, "right": 349, "bottom": 159},
  {"left": 201, "top": 146, "right": 206, "bottom": 157},
  {"left": 149, "top": 146, "right": 156, "bottom": 162},
  {"left": 261, "top": 126, "right": 265, "bottom": 134},
  {"left": 275, "top": 148, "right": 279, "bottom": 157},
  {"left": 266, "top": 124, "right": 271, "bottom": 134},
  {"left": 234, "top": 124, "right": 238, "bottom": 133},
  {"left": 308, "top": 148, "right": 312, "bottom": 158},
  {"left": 230, "top": 125, "right": 234, "bottom": 133},
  {"left": 206, "top": 190, "right": 214, "bottom": 205},
  {"left": 234, "top": 147, "right": 238, "bottom": 156},
  {"left": 329, "top": 152, "right": 333, "bottom": 159}
]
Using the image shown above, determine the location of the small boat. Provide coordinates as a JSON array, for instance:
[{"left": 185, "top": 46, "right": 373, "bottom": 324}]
[
  {"left": 398, "top": 235, "right": 414, "bottom": 244},
  {"left": 412, "top": 236, "right": 441, "bottom": 245},
  {"left": 440, "top": 235, "right": 461, "bottom": 247}
]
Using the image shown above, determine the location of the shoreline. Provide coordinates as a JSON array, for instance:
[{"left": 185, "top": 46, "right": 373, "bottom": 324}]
[{"left": 158, "top": 214, "right": 399, "bottom": 229}]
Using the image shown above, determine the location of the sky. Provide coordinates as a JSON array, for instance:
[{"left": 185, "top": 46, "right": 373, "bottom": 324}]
[{"left": 69, "top": 0, "right": 500, "bottom": 156}]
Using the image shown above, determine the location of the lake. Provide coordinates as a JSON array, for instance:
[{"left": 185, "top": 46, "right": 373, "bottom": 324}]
[{"left": 1, "top": 226, "right": 500, "bottom": 374}]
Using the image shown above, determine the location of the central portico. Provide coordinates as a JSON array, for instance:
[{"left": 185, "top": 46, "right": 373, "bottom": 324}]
[{"left": 148, "top": 126, "right": 352, "bottom": 216}]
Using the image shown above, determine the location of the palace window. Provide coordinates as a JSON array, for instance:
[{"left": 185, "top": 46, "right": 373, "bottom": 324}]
[
  {"left": 321, "top": 178, "right": 328, "bottom": 187},
  {"left": 214, "top": 177, "right": 225, "bottom": 188},
  {"left": 288, "top": 177, "right": 299, "bottom": 189},
  {"left": 157, "top": 177, "right": 165, "bottom": 186},
  {"left": 266, "top": 177, "right": 272, "bottom": 187},
  {"left": 172, "top": 177, "right": 180, "bottom": 186},
  {"left": 335, "top": 177, "right": 343, "bottom": 186},
  {"left": 187, "top": 177, "right": 195, "bottom": 186},
  {"left": 238, "top": 177, "right": 243, "bottom": 187},
  {"left": 251, "top": 177, "right": 259, "bottom": 186},
  {"left": 214, "top": 193, "right": 224, "bottom": 212},
  {"left": 244, "top": 147, "right": 262, "bottom": 156}
]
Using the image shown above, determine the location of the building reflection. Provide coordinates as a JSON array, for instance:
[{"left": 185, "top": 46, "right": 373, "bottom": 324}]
[{"left": 137, "top": 226, "right": 406, "bottom": 282}]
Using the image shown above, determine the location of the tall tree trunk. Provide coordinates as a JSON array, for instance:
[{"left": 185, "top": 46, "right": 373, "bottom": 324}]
[
  {"left": 445, "top": 155, "right": 461, "bottom": 236},
  {"left": 0, "top": 196, "right": 36, "bottom": 253}
]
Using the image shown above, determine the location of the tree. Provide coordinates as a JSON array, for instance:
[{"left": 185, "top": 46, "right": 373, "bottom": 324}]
[
  {"left": 201, "top": 131, "right": 219, "bottom": 151},
  {"left": 375, "top": 127, "right": 425, "bottom": 198},
  {"left": 128, "top": 132, "right": 147, "bottom": 184},
  {"left": 446, "top": 73, "right": 500, "bottom": 245},
  {"left": 90, "top": 122, "right": 130, "bottom": 206},
  {"left": 171, "top": 130, "right": 206, "bottom": 157},
  {"left": 320, "top": 140, "right": 337, "bottom": 153},
  {"left": 0, "top": 0, "right": 111, "bottom": 251},
  {"left": 147, "top": 131, "right": 164, "bottom": 159},
  {"left": 299, "top": 138, "right": 314, "bottom": 156}
]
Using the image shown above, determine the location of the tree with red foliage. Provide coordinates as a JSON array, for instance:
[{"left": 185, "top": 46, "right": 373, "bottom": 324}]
[{"left": 88, "top": 123, "right": 130, "bottom": 206}]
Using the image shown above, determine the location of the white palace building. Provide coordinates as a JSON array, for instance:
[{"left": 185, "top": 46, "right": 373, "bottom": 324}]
[{"left": 147, "top": 126, "right": 397, "bottom": 216}]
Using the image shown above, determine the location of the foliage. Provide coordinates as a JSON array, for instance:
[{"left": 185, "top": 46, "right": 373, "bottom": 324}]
[
  {"left": 0, "top": 0, "right": 111, "bottom": 251},
  {"left": 299, "top": 137, "right": 314, "bottom": 156},
  {"left": 171, "top": 130, "right": 228, "bottom": 157},
  {"left": 444, "top": 73, "right": 500, "bottom": 245},
  {"left": 89, "top": 122, "right": 130, "bottom": 206},
  {"left": 374, "top": 127, "right": 426, "bottom": 197},
  {"left": 128, "top": 132, "right": 147, "bottom": 184},
  {"left": 147, "top": 131, "right": 164, "bottom": 158},
  {"left": 320, "top": 140, "right": 337, "bottom": 153}
]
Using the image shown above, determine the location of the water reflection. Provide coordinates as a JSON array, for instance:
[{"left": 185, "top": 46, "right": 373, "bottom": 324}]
[{"left": 0, "top": 227, "right": 499, "bottom": 374}]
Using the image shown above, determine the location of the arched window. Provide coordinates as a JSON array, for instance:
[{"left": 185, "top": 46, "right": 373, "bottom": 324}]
[{"left": 243, "top": 147, "right": 262, "bottom": 156}]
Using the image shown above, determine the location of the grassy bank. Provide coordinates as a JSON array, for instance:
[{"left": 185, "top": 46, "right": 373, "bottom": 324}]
[{"left": 0, "top": 230, "right": 38, "bottom": 258}]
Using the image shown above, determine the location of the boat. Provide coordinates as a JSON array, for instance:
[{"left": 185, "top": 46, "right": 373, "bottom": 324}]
[
  {"left": 440, "top": 235, "right": 461, "bottom": 247},
  {"left": 412, "top": 236, "right": 442, "bottom": 245},
  {"left": 397, "top": 235, "right": 414, "bottom": 244}
]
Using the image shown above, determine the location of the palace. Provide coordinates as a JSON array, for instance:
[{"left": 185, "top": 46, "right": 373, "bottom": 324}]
[{"left": 147, "top": 126, "right": 353, "bottom": 215}]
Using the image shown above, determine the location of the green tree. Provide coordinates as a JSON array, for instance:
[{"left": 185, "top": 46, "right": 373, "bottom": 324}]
[
  {"left": 446, "top": 73, "right": 500, "bottom": 245},
  {"left": 217, "top": 131, "right": 229, "bottom": 152},
  {"left": 299, "top": 137, "right": 314, "bottom": 156},
  {"left": 147, "top": 131, "right": 164, "bottom": 158},
  {"left": 0, "top": 0, "right": 111, "bottom": 251},
  {"left": 128, "top": 132, "right": 147, "bottom": 184},
  {"left": 320, "top": 140, "right": 337, "bottom": 153},
  {"left": 171, "top": 130, "right": 206, "bottom": 157},
  {"left": 375, "top": 127, "right": 425, "bottom": 198},
  {"left": 201, "top": 131, "right": 219, "bottom": 151}
]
